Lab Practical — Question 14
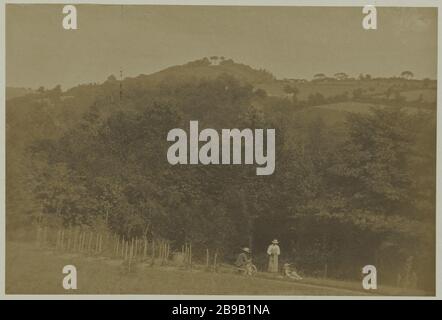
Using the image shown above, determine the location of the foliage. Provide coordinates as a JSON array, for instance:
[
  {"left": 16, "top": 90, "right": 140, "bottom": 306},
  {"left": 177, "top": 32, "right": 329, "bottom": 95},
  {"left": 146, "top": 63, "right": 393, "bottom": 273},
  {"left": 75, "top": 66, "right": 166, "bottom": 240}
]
[{"left": 7, "top": 68, "right": 436, "bottom": 290}]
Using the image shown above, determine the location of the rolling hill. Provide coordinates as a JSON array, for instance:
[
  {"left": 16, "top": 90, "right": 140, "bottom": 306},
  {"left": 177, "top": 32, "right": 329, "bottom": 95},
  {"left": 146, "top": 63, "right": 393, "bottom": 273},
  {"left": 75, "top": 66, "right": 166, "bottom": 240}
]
[
  {"left": 6, "top": 87, "right": 35, "bottom": 100},
  {"left": 6, "top": 57, "right": 437, "bottom": 152}
]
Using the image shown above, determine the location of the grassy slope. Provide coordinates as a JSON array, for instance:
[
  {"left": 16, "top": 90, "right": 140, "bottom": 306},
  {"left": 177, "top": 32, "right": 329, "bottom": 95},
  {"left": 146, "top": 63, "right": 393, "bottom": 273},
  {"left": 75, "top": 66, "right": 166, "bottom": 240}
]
[
  {"left": 6, "top": 242, "right": 429, "bottom": 296},
  {"left": 260, "top": 80, "right": 436, "bottom": 100}
]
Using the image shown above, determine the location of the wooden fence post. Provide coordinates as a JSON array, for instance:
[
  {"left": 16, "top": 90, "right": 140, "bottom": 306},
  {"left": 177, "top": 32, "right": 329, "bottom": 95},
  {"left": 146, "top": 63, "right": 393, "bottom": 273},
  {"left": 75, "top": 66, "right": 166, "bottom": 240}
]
[
  {"left": 115, "top": 236, "right": 120, "bottom": 258},
  {"left": 87, "top": 232, "right": 92, "bottom": 253},
  {"left": 42, "top": 226, "right": 47, "bottom": 247},
  {"left": 83, "top": 232, "right": 87, "bottom": 252},
  {"left": 36, "top": 226, "right": 40, "bottom": 247},
  {"left": 121, "top": 236, "right": 125, "bottom": 257},
  {"left": 74, "top": 229, "right": 77, "bottom": 252},
  {"left": 78, "top": 232, "right": 82, "bottom": 252},
  {"left": 129, "top": 239, "right": 134, "bottom": 272},
  {"left": 151, "top": 240, "right": 155, "bottom": 266},
  {"left": 213, "top": 250, "right": 218, "bottom": 272},
  {"left": 73, "top": 230, "right": 77, "bottom": 252},
  {"left": 67, "top": 229, "right": 72, "bottom": 252},
  {"left": 61, "top": 229, "right": 65, "bottom": 251},
  {"left": 94, "top": 233, "right": 98, "bottom": 254},
  {"left": 56, "top": 229, "right": 60, "bottom": 249},
  {"left": 206, "top": 248, "right": 209, "bottom": 269},
  {"left": 189, "top": 243, "right": 192, "bottom": 269},
  {"left": 131, "top": 238, "right": 135, "bottom": 261},
  {"left": 57, "top": 229, "right": 60, "bottom": 250},
  {"left": 143, "top": 239, "right": 147, "bottom": 260},
  {"left": 81, "top": 230, "right": 84, "bottom": 252},
  {"left": 99, "top": 234, "right": 103, "bottom": 253}
]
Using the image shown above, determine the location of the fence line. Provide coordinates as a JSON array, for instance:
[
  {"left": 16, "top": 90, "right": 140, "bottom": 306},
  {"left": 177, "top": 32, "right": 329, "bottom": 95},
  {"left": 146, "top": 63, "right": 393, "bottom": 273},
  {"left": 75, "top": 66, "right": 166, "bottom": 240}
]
[{"left": 36, "top": 225, "right": 220, "bottom": 272}]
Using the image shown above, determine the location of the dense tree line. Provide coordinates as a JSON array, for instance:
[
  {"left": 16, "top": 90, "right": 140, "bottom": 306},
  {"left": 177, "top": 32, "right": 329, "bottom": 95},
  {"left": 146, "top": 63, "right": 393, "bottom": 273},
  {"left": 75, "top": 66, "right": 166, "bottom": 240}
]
[{"left": 7, "top": 74, "right": 436, "bottom": 291}]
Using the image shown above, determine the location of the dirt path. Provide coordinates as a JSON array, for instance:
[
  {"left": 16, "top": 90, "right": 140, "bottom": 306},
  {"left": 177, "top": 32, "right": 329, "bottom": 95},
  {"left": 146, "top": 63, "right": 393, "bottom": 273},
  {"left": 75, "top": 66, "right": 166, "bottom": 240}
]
[{"left": 5, "top": 242, "right": 415, "bottom": 296}]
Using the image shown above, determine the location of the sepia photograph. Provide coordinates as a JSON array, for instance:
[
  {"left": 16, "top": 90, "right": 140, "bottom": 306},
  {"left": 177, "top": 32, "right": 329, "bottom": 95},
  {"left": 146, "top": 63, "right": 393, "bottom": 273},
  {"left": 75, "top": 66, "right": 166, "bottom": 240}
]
[{"left": 4, "top": 2, "right": 438, "bottom": 297}]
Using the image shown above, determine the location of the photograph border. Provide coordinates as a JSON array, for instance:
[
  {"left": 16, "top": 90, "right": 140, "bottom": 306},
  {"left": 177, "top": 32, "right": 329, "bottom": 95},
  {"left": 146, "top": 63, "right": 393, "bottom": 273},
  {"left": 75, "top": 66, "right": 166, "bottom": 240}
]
[{"left": 0, "top": 0, "right": 440, "bottom": 300}]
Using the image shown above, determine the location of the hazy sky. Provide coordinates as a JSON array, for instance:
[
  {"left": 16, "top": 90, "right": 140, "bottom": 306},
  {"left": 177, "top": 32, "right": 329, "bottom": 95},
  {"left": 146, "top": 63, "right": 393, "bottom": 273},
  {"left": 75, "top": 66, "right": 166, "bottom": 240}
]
[{"left": 6, "top": 5, "right": 438, "bottom": 89}]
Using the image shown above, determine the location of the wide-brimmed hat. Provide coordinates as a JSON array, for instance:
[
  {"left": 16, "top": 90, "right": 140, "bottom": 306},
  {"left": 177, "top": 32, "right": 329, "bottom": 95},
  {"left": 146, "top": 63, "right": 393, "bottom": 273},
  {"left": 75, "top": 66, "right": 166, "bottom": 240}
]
[
  {"left": 242, "top": 247, "right": 251, "bottom": 253},
  {"left": 272, "top": 239, "right": 279, "bottom": 244}
]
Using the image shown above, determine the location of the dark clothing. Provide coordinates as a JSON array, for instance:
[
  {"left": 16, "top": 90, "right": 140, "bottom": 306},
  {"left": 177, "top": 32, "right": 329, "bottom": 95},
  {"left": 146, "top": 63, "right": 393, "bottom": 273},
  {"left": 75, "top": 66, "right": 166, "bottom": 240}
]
[{"left": 235, "top": 252, "right": 250, "bottom": 267}]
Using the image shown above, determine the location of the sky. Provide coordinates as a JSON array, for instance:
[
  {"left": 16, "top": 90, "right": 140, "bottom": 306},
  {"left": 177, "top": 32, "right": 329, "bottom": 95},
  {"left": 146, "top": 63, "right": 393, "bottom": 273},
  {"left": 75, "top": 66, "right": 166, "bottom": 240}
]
[{"left": 6, "top": 4, "right": 438, "bottom": 89}]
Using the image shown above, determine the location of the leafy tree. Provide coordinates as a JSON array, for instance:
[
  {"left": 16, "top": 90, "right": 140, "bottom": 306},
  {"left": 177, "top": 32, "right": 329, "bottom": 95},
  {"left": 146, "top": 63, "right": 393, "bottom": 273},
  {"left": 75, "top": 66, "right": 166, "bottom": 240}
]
[
  {"left": 313, "top": 73, "right": 326, "bottom": 81},
  {"left": 329, "top": 107, "right": 417, "bottom": 215},
  {"left": 334, "top": 72, "right": 348, "bottom": 80},
  {"left": 283, "top": 85, "right": 299, "bottom": 101},
  {"left": 15, "top": 70, "right": 435, "bottom": 289},
  {"left": 401, "top": 71, "right": 414, "bottom": 80}
]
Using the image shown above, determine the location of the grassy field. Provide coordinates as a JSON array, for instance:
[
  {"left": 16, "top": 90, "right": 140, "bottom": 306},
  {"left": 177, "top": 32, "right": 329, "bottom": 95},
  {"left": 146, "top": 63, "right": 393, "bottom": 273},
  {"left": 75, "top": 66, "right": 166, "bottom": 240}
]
[
  {"left": 259, "top": 79, "right": 436, "bottom": 100},
  {"left": 400, "top": 89, "right": 437, "bottom": 103},
  {"left": 5, "top": 242, "right": 429, "bottom": 296}
]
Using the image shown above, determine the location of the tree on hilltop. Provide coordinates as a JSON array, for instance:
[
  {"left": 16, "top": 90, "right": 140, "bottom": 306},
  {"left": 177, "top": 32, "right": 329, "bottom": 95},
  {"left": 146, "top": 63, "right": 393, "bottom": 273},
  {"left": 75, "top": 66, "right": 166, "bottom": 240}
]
[
  {"left": 401, "top": 71, "right": 414, "bottom": 80},
  {"left": 334, "top": 72, "right": 348, "bottom": 81},
  {"left": 313, "top": 73, "right": 326, "bottom": 81}
]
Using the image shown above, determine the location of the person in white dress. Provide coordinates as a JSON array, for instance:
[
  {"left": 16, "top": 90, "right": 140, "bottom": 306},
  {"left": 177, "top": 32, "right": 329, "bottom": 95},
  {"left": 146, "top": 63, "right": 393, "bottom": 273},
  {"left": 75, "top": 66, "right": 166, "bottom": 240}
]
[{"left": 267, "top": 239, "right": 280, "bottom": 273}]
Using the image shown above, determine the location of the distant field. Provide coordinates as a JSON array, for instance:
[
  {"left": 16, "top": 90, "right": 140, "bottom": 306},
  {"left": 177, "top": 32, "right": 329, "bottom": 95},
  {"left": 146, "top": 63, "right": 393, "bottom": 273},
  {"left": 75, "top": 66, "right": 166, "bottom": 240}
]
[
  {"left": 312, "top": 101, "right": 431, "bottom": 119},
  {"left": 6, "top": 242, "right": 428, "bottom": 296},
  {"left": 258, "top": 80, "right": 436, "bottom": 101},
  {"left": 313, "top": 101, "right": 376, "bottom": 114},
  {"left": 400, "top": 89, "right": 437, "bottom": 103},
  {"left": 295, "top": 102, "right": 380, "bottom": 128},
  {"left": 260, "top": 81, "right": 373, "bottom": 98},
  {"left": 295, "top": 81, "right": 385, "bottom": 100}
]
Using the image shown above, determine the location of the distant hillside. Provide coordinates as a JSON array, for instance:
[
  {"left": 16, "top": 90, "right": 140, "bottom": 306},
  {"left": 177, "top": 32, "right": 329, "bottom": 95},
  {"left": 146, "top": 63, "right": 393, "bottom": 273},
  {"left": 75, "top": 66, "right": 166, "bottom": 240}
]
[
  {"left": 6, "top": 87, "right": 34, "bottom": 100},
  {"left": 260, "top": 78, "right": 437, "bottom": 101},
  {"left": 6, "top": 57, "right": 436, "bottom": 151},
  {"left": 127, "top": 57, "right": 275, "bottom": 87},
  {"left": 53, "top": 57, "right": 437, "bottom": 109}
]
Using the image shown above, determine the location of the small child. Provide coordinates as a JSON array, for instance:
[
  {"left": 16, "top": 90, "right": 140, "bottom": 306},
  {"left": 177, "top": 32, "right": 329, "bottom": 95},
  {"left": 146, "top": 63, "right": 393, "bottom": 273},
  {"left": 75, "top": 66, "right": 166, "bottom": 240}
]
[{"left": 283, "top": 263, "right": 303, "bottom": 280}]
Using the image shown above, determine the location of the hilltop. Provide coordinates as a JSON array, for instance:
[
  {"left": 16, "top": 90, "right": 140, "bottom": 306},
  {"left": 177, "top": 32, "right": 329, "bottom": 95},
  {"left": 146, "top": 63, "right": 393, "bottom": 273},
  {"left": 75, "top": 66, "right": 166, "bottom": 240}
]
[
  {"left": 8, "top": 57, "right": 437, "bottom": 107},
  {"left": 5, "top": 57, "right": 437, "bottom": 151},
  {"left": 135, "top": 56, "right": 275, "bottom": 85}
]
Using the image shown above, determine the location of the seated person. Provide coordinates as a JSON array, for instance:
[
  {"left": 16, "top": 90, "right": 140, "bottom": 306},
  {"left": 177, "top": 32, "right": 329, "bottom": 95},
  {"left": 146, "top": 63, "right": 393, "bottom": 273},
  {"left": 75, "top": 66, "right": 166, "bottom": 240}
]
[
  {"left": 283, "top": 263, "right": 303, "bottom": 280},
  {"left": 235, "top": 247, "right": 252, "bottom": 269}
]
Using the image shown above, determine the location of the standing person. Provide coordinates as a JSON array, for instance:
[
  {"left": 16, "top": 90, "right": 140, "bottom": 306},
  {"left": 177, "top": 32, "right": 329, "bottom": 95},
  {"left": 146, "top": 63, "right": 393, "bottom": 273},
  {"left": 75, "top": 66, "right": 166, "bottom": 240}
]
[{"left": 267, "top": 239, "right": 280, "bottom": 273}]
